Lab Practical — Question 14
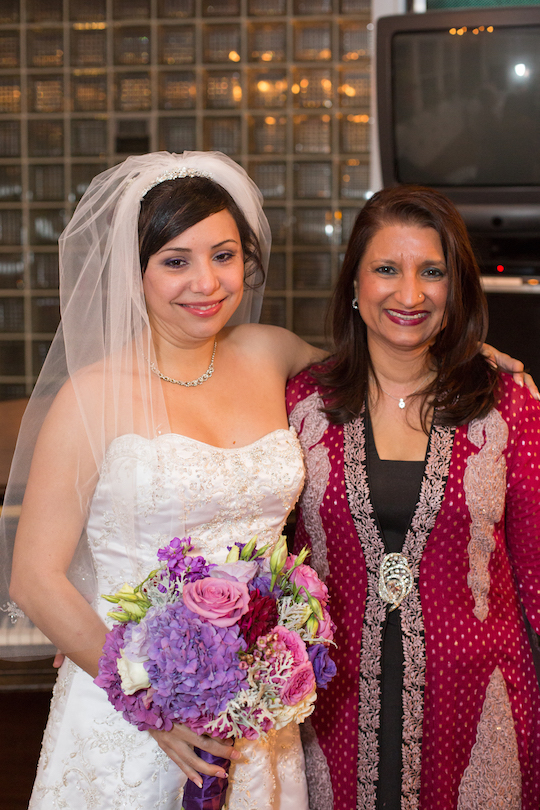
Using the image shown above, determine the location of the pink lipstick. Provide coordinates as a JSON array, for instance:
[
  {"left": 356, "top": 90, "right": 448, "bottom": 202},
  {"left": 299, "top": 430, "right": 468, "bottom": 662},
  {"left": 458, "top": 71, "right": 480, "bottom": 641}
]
[
  {"left": 384, "top": 309, "right": 429, "bottom": 326},
  {"left": 179, "top": 299, "right": 224, "bottom": 318}
]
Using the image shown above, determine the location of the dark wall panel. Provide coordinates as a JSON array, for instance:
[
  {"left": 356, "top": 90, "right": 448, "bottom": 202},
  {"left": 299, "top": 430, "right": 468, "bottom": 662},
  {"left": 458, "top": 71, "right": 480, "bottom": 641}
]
[{"left": 486, "top": 292, "right": 540, "bottom": 383}]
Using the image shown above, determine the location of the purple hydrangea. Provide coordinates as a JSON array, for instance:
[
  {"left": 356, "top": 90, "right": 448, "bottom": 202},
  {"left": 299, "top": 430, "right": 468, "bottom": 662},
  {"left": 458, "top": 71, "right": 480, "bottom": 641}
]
[
  {"left": 307, "top": 643, "right": 337, "bottom": 689},
  {"left": 94, "top": 622, "right": 172, "bottom": 731},
  {"left": 157, "top": 536, "right": 215, "bottom": 582},
  {"left": 143, "top": 603, "right": 249, "bottom": 727}
]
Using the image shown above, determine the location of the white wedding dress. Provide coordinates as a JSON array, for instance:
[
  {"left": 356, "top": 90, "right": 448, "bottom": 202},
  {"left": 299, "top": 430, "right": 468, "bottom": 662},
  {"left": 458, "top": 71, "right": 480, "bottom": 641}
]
[{"left": 29, "top": 428, "right": 309, "bottom": 810}]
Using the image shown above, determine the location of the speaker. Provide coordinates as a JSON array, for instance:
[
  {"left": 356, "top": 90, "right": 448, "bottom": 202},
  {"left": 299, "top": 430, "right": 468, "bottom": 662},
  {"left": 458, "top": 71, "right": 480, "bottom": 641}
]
[{"left": 485, "top": 289, "right": 540, "bottom": 383}]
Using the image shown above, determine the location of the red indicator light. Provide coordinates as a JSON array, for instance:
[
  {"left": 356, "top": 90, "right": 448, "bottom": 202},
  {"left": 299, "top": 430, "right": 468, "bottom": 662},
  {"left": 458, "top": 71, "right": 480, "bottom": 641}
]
[{"left": 496, "top": 265, "right": 504, "bottom": 272}]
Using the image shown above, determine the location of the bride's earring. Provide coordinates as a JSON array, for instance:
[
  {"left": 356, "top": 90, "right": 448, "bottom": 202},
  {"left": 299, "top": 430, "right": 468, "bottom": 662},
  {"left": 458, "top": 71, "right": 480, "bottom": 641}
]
[{"left": 352, "top": 297, "right": 359, "bottom": 310}]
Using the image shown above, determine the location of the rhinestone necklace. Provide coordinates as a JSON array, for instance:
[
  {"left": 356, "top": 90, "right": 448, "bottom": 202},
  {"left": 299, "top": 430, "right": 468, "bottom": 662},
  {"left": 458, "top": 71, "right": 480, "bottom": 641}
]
[
  {"left": 147, "top": 339, "right": 217, "bottom": 387},
  {"left": 376, "top": 372, "right": 432, "bottom": 409}
]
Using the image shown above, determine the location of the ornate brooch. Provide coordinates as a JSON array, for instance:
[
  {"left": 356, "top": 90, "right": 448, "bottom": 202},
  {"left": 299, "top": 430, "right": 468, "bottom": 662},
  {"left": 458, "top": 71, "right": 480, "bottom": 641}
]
[{"left": 378, "top": 552, "right": 413, "bottom": 611}]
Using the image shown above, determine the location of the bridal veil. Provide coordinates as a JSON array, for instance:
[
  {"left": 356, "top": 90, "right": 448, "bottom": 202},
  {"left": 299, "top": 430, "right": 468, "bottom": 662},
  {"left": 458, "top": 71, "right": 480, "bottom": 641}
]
[{"left": 0, "top": 151, "right": 270, "bottom": 656}]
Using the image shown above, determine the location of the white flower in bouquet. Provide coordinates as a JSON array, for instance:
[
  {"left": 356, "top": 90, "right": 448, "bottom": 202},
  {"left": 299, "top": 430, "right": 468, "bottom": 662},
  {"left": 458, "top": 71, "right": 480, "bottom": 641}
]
[{"left": 117, "top": 650, "right": 151, "bottom": 695}]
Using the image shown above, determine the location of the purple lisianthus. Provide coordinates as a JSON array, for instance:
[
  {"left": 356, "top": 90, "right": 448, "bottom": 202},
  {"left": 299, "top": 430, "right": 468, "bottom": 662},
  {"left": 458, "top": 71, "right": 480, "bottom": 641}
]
[
  {"left": 211, "top": 560, "right": 259, "bottom": 583},
  {"left": 143, "top": 603, "right": 249, "bottom": 727},
  {"left": 94, "top": 622, "right": 171, "bottom": 731},
  {"left": 248, "top": 575, "right": 282, "bottom": 598},
  {"left": 157, "top": 536, "right": 215, "bottom": 582},
  {"left": 307, "top": 643, "right": 337, "bottom": 689}
]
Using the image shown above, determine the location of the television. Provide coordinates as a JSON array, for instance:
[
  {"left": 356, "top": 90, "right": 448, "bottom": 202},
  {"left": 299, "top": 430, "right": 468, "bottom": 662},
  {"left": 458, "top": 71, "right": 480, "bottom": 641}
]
[{"left": 376, "top": 6, "right": 540, "bottom": 248}]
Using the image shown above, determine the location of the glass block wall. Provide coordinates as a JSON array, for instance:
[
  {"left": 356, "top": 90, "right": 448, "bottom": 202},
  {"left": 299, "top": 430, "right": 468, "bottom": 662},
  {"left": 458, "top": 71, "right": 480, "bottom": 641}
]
[{"left": 0, "top": 0, "right": 373, "bottom": 400}]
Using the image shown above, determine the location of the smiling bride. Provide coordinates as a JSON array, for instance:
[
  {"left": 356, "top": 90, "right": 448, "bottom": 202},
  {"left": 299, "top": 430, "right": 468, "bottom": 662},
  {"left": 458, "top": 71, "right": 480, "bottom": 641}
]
[{"left": 3, "top": 152, "right": 325, "bottom": 810}]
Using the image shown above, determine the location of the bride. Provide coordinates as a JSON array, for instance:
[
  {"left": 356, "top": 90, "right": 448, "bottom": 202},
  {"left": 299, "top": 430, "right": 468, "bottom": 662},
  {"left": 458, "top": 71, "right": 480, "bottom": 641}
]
[
  {"left": 3, "top": 152, "right": 324, "bottom": 809},
  {"left": 1, "top": 151, "right": 532, "bottom": 809}
]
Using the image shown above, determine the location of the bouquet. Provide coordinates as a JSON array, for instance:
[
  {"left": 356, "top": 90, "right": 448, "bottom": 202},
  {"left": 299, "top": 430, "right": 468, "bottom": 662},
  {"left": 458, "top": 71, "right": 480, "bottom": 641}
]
[{"left": 94, "top": 535, "right": 336, "bottom": 810}]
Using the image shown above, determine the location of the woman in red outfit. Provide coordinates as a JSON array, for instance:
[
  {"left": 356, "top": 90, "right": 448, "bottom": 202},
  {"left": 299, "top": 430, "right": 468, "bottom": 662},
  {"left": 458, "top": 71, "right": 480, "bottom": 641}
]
[{"left": 287, "top": 185, "right": 540, "bottom": 810}]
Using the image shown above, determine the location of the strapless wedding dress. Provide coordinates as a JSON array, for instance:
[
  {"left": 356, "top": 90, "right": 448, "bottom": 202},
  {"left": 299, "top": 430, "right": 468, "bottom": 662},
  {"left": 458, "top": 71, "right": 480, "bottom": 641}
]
[{"left": 29, "top": 428, "right": 309, "bottom": 810}]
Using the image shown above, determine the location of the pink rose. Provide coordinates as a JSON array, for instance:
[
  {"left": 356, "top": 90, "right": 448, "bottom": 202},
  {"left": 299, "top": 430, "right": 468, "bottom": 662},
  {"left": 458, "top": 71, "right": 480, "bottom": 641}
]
[
  {"left": 316, "top": 609, "right": 336, "bottom": 642},
  {"left": 286, "top": 561, "right": 328, "bottom": 606},
  {"left": 182, "top": 577, "right": 250, "bottom": 627},
  {"left": 284, "top": 554, "right": 297, "bottom": 570},
  {"left": 280, "top": 662, "right": 316, "bottom": 706},
  {"left": 274, "top": 626, "right": 309, "bottom": 667}
]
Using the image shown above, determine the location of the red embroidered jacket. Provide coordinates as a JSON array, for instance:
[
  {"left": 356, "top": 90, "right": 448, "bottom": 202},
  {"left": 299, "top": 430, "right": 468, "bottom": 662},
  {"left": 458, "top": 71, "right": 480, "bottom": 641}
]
[{"left": 287, "top": 370, "right": 540, "bottom": 810}]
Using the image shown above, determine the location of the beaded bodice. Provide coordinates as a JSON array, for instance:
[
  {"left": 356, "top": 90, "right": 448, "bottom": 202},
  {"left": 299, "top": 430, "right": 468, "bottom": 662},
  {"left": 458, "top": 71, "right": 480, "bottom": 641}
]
[{"left": 86, "top": 428, "right": 304, "bottom": 612}]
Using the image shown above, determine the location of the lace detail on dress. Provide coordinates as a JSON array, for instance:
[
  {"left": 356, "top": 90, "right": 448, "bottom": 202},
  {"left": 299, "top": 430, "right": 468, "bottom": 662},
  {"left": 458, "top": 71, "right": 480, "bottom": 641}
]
[
  {"left": 457, "top": 667, "right": 521, "bottom": 809},
  {"left": 87, "top": 429, "right": 305, "bottom": 600},
  {"left": 30, "top": 660, "right": 177, "bottom": 810},
  {"left": 289, "top": 394, "right": 331, "bottom": 581},
  {"left": 344, "top": 417, "right": 454, "bottom": 810},
  {"left": 33, "top": 660, "right": 77, "bottom": 777},
  {"left": 464, "top": 410, "right": 508, "bottom": 622},
  {"left": 33, "top": 734, "right": 173, "bottom": 810},
  {"left": 299, "top": 718, "right": 334, "bottom": 810},
  {"left": 400, "top": 425, "right": 454, "bottom": 809}
]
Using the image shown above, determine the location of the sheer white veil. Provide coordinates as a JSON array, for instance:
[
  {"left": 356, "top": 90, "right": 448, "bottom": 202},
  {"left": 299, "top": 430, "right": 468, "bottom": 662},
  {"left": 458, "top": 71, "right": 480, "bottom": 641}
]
[{"left": 0, "top": 151, "right": 270, "bottom": 657}]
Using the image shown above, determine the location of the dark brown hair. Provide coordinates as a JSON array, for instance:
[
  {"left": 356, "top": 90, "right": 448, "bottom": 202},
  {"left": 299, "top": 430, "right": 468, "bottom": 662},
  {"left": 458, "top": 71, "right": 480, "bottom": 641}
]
[
  {"left": 138, "top": 176, "right": 264, "bottom": 290},
  {"left": 318, "top": 184, "right": 497, "bottom": 427}
]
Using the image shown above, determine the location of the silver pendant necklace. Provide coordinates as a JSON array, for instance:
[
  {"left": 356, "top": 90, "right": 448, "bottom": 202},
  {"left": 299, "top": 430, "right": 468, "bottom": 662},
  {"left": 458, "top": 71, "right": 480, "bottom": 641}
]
[
  {"left": 377, "top": 373, "right": 432, "bottom": 409},
  {"left": 147, "top": 339, "right": 217, "bottom": 387}
]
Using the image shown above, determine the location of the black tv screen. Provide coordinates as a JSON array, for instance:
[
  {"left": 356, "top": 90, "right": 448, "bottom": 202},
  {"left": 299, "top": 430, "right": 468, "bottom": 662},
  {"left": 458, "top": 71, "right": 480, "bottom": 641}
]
[
  {"left": 393, "top": 26, "right": 540, "bottom": 187},
  {"left": 377, "top": 7, "right": 540, "bottom": 220}
]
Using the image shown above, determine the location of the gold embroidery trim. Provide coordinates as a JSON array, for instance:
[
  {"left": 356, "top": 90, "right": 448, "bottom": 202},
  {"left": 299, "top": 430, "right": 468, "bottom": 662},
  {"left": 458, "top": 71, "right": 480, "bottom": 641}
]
[{"left": 463, "top": 410, "right": 508, "bottom": 622}]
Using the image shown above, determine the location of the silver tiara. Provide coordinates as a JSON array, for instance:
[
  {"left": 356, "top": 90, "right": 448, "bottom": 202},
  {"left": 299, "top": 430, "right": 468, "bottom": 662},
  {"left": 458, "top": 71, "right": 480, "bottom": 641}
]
[{"left": 140, "top": 167, "right": 214, "bottom": 199}]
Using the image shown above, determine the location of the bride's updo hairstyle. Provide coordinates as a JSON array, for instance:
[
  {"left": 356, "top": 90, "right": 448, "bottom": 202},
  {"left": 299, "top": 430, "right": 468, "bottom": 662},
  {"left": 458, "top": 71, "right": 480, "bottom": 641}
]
[
  {"left": 138, "top": 176, "right": 264, "bottom": 292},
  {"left": 318, "top": 184, "right": 498, "bottom": 429}
]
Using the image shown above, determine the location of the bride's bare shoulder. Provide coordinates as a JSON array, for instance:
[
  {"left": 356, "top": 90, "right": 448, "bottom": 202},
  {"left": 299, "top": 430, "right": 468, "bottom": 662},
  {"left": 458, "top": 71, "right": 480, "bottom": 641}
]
[
  {"left": 52, "top": 359, "right": 105, "bottom": 402},
  {"left": 226, "top": 322, "right": 289, "bottom": 343},
  {"left": 224, "top": 324, "right": 327, "bottom": 377},
  {"left": 44, "top": 356, "right": 121, "bottom": 436}
]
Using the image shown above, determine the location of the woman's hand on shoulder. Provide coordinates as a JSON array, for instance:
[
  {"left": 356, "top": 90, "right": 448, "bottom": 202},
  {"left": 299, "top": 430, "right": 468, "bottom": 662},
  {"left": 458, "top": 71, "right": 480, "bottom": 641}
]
[
  {"left": 149, "top": 724, "right": 241, "bottom": 787},
  {"left": 482, "top": 343, "right": 540, "bottom": 400},
  {"left": 231, "top": 324, "right": 328, "bottom": 380}
]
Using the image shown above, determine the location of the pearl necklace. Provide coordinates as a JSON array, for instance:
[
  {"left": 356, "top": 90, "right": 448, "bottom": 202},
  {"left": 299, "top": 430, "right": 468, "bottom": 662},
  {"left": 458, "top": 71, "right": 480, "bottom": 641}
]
[
  {"left": 376, "top": 373, "right": 432, "bottom": 409},
  {"left": 147, "top": 339, "right": 217, "bottom": 387}
]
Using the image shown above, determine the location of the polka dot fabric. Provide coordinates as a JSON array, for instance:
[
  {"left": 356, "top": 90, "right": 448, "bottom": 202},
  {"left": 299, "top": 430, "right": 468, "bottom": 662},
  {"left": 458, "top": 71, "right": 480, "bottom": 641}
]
[{"left": 286, "top": 371, "right": 540, "bottom": 810}]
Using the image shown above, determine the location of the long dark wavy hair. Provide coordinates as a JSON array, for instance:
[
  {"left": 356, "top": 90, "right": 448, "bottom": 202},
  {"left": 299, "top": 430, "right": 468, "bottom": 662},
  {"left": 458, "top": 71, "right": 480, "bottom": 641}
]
[
  {"left": 317, "top": 185, "right": 498, "bottom": 428},
  {"left": 138, "top": 176, "right": 264, "bottom": 291}
]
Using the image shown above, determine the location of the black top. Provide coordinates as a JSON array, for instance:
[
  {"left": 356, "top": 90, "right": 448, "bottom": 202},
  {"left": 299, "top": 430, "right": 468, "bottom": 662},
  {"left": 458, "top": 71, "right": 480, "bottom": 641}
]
[{"left": 365, "top": 412, "right": 425, "bottom": 810}]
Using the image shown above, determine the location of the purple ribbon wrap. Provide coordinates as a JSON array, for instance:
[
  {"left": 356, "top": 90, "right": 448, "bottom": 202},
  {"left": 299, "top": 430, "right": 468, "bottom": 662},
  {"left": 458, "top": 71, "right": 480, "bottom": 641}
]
[{"left": 182, "top": 748, "right": 230, "bottom": 810}]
